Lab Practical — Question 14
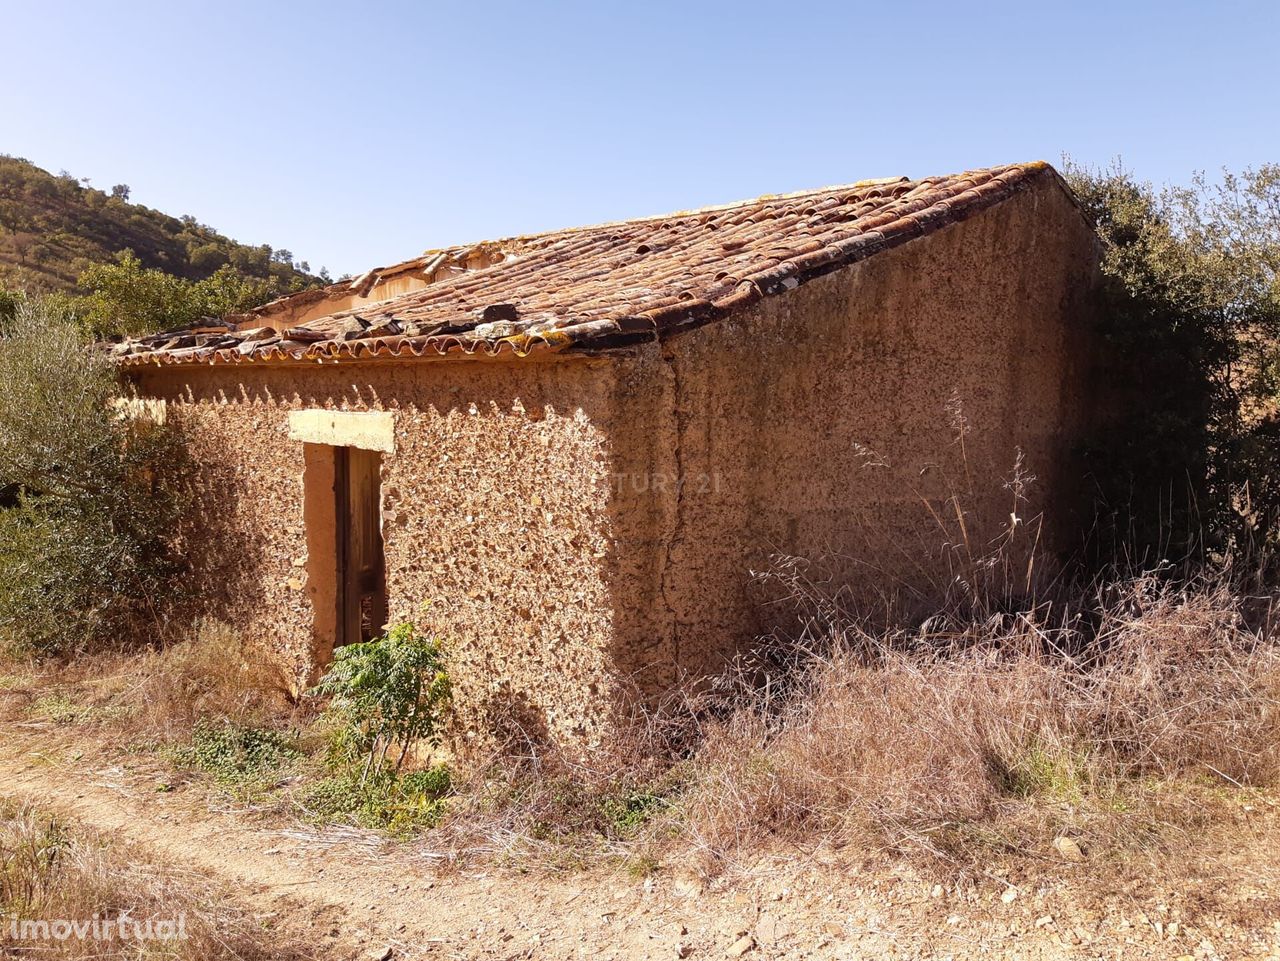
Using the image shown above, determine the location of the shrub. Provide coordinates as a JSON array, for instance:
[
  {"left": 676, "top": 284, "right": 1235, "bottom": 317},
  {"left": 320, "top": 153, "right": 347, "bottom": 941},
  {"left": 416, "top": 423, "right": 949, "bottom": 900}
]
[
  {"left": 310, "top": 621, "right": 450, "bottom": 784},
  {"left": 302, "top": 622, "right": 452, "bottom": 835},
  {"left": 1064, "top": 162, "right": 1280, "bottom": 561},
  {"left": 0, "top": 286, "right": 21, "bottom": 326},
  {"left": 0, "top": 297, "right": 189, "bottom": 655}
]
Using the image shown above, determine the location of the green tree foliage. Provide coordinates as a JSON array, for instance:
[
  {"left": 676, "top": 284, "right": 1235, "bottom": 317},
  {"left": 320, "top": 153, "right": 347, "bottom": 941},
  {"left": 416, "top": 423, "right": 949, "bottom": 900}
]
[
  {"left": 0, "top": 298, "right": 189, "bottom": 654},
  {"left": 77, "top": 250, "right": 279, "bottom": 337},
  {"left": 187, "top": 242, "right": 229, "bottom": 274},
  {"left": 1066, "top": 162, "right": 1280, "bottom": 559},
  {"left": 76, "top": 251, "right": 197, "bottom": 336}
]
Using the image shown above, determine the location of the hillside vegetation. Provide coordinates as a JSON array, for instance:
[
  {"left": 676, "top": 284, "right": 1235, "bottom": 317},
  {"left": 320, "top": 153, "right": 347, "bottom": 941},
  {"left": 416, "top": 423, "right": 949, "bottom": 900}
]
[{"left": 0, "top": 154, "right": 322, "bottom": 301}]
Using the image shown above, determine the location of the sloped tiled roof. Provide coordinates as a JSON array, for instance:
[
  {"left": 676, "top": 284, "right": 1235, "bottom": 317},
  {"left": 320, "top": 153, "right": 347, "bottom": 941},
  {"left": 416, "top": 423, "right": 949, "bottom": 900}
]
[{"left": 117, "top": 162, "right": 1057, "bottom": 368}]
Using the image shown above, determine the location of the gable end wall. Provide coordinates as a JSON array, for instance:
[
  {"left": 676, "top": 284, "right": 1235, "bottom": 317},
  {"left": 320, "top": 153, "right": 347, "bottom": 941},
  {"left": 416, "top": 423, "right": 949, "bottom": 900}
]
[{"left": 601, "top": 177, "right": 1102, "bottom": 684}]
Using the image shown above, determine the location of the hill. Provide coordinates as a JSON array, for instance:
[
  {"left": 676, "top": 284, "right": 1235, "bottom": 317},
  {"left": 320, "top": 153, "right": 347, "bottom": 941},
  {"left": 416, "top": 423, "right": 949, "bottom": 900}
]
[{"left": 0, "top": 154, "right": 323, "bottom": 295}]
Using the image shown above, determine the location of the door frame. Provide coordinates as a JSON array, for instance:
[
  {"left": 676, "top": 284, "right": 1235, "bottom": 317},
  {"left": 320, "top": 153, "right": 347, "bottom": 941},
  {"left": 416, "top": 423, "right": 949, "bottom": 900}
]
[{"left": 333, "top": 445, "right": 387, "bottom": 648}]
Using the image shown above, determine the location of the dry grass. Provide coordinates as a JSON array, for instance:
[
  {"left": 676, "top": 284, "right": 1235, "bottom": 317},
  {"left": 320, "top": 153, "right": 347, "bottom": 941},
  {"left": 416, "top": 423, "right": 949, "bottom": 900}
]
[
  {"left": 412, "top": 703, "right": 677, "bottom": 867},
  {"left": 372, "top": 559, "right": 1280, "bottom": 886},
  {"left": 0, "top": 800, "right": 313, "bottom": 959},
  {"left": 3, "top": 559, "right": 1277, "bottom": 897},
  {"left": 0, "top": 619, "right": 296, "bottom": 742},
  {"left": 644, "top": 573, "right": 1280, "bottom": 876},
  {"left": 116, "top": 620, "right": 295, "bottom": 741}
]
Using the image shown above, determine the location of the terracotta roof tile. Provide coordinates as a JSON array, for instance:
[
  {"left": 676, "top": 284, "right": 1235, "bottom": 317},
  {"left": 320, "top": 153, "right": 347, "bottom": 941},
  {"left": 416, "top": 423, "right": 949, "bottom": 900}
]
[{"left": 117, "top": 161, "right": 1058, "bottom": 368}]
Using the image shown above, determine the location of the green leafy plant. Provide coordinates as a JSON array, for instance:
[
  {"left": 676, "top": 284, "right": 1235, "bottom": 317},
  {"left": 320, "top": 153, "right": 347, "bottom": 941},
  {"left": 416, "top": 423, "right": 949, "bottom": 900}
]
[
  {"left": 601, "top": 789, "right": 670, "bottom": 833},
  {"left": 304, "top": 623, "right": 452, "bottom": 835},
  {"left": 173, "top": 721, "right": 300, "bottom": 796},
  {"left": 301, "top": 764, "right": 452, "bottom": 835},
  {"left": 28, "top": 693, "right": 126, "bottom": 726},
  {"left": 310, "top": 622, "right": 450, "bottom": 785}
]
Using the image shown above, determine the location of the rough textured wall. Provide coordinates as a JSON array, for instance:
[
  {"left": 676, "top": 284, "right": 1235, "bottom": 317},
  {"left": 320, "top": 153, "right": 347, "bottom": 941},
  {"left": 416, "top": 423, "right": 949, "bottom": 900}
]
[
  {"left": 134, "top": 358, "right": 629, "bottom": 749},
  {"left": 603, "top": 177, "right": 1101, "bottom": 685}
]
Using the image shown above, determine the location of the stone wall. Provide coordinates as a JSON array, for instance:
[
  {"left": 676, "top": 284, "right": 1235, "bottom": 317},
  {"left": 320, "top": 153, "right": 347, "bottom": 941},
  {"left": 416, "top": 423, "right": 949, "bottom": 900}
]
[{"left": 136, "top": 356, "right": 632, "bottom": 749}]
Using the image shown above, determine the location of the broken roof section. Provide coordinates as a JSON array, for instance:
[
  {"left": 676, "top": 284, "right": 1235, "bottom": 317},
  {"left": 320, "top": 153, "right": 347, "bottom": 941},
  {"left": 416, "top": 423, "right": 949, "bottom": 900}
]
[{"left": 116, "top": 162, "right": 1056, "bottom": 368}]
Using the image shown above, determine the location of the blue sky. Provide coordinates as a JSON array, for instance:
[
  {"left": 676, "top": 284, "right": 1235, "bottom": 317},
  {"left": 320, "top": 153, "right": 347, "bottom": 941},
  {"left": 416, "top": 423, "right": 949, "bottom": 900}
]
[{"left": 2, "top": 0, "right": 1277, "bottom": 277}]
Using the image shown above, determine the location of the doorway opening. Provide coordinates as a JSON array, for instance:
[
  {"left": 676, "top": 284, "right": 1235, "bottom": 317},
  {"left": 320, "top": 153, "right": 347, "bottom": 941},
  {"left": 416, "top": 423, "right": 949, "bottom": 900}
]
[
  {"left": 333, "top": 446, "right": 387, "bottom": 647},
  {"left": 293, "top": 409, "right": 396, "bottom": 673}
]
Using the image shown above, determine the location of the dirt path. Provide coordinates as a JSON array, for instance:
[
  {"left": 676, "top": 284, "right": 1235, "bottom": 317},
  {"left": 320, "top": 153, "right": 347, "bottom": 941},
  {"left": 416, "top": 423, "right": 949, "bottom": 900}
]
[
  {"left": 3, "top": 744, "right": 1279, "bottom": 960},
  {"left": 1, "top": 745, "right": 864, "bottom": 961},
  {"left": 1, "top": 748, "right": 684, "bottom": 960}
]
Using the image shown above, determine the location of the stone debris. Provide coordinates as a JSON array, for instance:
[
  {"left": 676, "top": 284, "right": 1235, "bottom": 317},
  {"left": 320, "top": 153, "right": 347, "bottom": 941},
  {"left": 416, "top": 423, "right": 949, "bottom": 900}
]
[{"left": 1052, "top": 835, "right": 1087, "bottom": 862}]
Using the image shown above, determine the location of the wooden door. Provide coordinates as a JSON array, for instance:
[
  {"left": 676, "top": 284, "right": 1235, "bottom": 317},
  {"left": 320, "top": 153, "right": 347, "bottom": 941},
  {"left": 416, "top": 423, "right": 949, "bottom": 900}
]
[{"left": 335, "top": 447, "right": 387, "bottom": 646}]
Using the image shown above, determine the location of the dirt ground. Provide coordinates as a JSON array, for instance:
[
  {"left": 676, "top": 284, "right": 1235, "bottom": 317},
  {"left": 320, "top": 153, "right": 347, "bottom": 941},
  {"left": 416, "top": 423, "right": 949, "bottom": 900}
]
[{"left": 3, "top": 737, "right": 1280, "bottom": 961}]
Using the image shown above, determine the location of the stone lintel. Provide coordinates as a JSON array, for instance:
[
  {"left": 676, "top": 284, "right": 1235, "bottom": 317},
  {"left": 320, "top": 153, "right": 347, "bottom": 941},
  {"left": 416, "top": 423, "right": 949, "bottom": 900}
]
[{"left": 288, "top": 409, "right": 395, "bottom": 453}]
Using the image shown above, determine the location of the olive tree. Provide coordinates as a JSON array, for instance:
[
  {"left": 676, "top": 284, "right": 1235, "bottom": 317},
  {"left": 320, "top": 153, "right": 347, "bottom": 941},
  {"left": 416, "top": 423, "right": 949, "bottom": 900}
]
[{"left": 0, "top": 298, "right": 189, "bottom": 654}]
